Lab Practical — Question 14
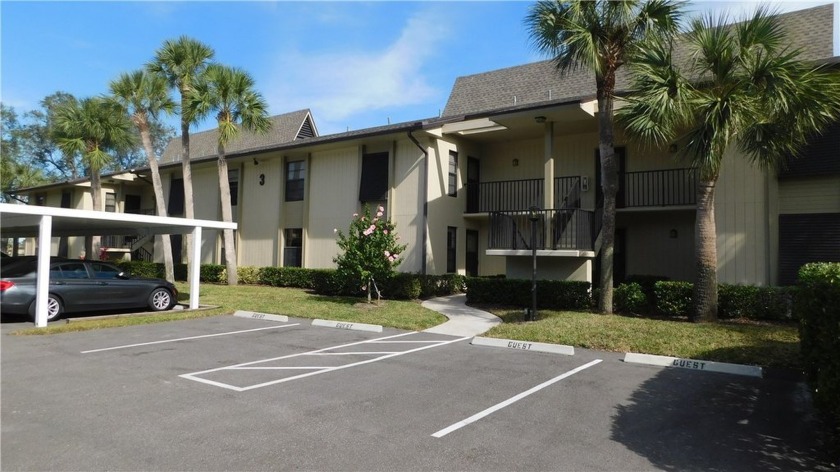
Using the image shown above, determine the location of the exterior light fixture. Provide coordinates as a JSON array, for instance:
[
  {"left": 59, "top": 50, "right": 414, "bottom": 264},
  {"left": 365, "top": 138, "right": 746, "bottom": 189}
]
[
  {"left": 535, "top": 116, "right": 547, "bottom": 124},
  {"left": 512, "top": 158, "right": 519, "bottom": 167}
]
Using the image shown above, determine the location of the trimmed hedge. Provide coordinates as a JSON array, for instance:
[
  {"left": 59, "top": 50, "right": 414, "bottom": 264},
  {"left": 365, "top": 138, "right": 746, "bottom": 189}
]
[
  {"left": 614, "top": 282, "right": 646, "bottom": 314},
  {"left": 653, "top": 281, "right": 693, "bottom": 317},
  {"left": 646, "top": 280, "right": 793, "bottom": 320},
  {"left": 796, "top": 262, "right": 840, "bottom": 448},
  {"left": 465, "top": 277, "right": 591, "bottom": 310}
]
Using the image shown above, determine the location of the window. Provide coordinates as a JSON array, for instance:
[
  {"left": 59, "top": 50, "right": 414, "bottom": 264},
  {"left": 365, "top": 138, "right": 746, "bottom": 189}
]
[
  {"left": 284, "top": 228, "right": 303, "bottom": 267},
  {"left": 105, "top": 192, "right": 116, "bottom": 212},
  {"left": 446, "top": 226, "right": 457, "bottom": 273},
  {"left": 228, "top": 169, "right": 239, "bottom": 207},
  {"left": 91, "top": 263, "right": 121, "bottom": 279},
  {"left": 168, "top": 178, "right": 184, "bottom": 215},
  {"left": 54, "top": 263, "right": 89, "bottom": 279},
  {"left": 286, "top": 160, "right": 305, "bottom": 202},
  {"left": 359, "top": 152, "right": 389, "bottom": 202},
  {"left": 448, "top": 151, "right": 458, "bottom": 197}
]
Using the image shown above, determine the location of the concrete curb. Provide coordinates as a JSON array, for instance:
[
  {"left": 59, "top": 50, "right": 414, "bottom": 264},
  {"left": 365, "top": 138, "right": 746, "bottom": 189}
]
[
  {"left": 471, "top": 336, "right": 575, "bottom": 356},
  {"left": 233, "top": 310, "right": 289, "bottom": 322},
  {"left": 312, "top": 319, "right": 383, "bottom": 333},
  {"left": 624, "top": 352, "right": 763, "bottom": 378}
]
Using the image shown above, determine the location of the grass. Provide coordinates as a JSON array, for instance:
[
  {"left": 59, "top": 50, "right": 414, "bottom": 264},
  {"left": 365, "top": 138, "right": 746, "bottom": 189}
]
[
  {"left": 10, "top": 285, "right": 801, "bottom": 371},
  {"left": 483, "top": 307, "right": 801, "bottom": 370},
  {"left": 11, "top": 283, "right": 446, "bottom": 335}
]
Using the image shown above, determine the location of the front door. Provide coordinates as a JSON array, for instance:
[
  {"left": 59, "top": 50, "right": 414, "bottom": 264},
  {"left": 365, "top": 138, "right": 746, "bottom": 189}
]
[{"left": 466, "top": 230, "right": 479, "bottom": 277}]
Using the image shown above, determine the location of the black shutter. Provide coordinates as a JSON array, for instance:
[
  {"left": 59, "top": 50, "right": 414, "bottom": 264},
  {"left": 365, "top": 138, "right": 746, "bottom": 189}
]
[
  {"left": 779, "top": 122, "right": 840, "bottom": 179},
  {"left": 779, "top": 213, "right": 840, "bottom": 285},
  {"left": 359, "top": 152, "right": 389, "bottom": 202},
  {"left": 168, "top": 178, "right": 185, "bottom": 215}
]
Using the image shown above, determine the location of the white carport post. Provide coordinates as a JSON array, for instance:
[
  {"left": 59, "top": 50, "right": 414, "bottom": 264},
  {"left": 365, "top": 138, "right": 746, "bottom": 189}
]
[
  {"left": 189, "top": 226, "right": 202, "bottom": 309},
  {"left": 34, "top": 215, "right": 53, "bottom": 328}
]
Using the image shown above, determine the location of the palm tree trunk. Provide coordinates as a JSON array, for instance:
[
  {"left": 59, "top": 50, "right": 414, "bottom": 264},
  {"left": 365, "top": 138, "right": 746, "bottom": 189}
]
[
  {"left": 597, "top": 89, "right": 618, "bottom": 314},
  {"left": 216, "top": 144, "right": 237, "bottom": 285},
  {"left": 91, "top": 170, "right": 102, "bottom": 260},
  {"left": 181, "top": 110, "right": 196, "bottom": 284},
  {"left": 693, "top": 177, "right": 718, "bottom": 322},
  {"left": 139, "top": 121, "right": 175, "bottom": 283}
]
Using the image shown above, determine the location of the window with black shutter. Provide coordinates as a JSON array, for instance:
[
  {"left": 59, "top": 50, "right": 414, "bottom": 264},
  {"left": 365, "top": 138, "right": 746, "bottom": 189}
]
[
  {"left": 284, "top": 228, "right": 303, "bottom": 267},
  {"left": 168, "top": 178, "right": 184, "bottom": 215},
  {"left": 447, "top": 226, "right": 457, "bottom": 273},
  {"left": 286, "top": 161, "right": 305, "bottom": 202},
  {"left": 448, "top": 151, "right": 458, "bottom": 197},
  {"left": 359, "top": 152, "right": 389, "bottom": 202}
]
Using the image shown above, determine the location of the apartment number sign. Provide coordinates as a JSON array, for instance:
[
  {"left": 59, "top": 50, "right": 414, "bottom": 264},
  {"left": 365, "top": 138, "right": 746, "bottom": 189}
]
[{"left": 259, "top": 174, "right": 265, "bottom": 186}]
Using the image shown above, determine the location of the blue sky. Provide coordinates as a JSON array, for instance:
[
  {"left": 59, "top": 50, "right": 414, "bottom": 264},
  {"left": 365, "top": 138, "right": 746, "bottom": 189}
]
[{"left": 2, "top": 1, "right": 836, "bottom": 136}]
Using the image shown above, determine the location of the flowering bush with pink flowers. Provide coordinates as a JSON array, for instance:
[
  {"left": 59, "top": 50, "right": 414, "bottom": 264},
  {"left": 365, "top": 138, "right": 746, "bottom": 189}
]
[{"left": 334, "top": 205, "right": 407, "bottom": 302}]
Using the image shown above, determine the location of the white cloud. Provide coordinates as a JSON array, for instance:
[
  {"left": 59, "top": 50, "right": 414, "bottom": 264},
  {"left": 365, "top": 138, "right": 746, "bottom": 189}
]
[{"left": 265, "top": 5, "right": 451, "bottom": 133}]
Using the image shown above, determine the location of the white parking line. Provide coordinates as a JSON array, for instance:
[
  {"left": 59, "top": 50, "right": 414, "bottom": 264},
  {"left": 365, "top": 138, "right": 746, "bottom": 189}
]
[
  {"left": 81, "top": 323, "right": 300, "bottom": 354},
  {"left": 180, "top": 332, "right": 470, "bottom": 392},
  {"left": 431, "top": 359, "right": 603, "bottom": 438}
]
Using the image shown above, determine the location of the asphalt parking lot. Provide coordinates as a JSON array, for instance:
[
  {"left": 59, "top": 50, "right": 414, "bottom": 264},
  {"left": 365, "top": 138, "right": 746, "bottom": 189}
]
[{"left": 1, "top": 315, "right": 833, "bottom": 471}]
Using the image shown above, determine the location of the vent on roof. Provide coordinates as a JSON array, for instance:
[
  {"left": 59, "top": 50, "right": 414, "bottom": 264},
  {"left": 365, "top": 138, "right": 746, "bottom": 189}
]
[{"left": 296, "top": 116, "right": 316, "bottom": 140}]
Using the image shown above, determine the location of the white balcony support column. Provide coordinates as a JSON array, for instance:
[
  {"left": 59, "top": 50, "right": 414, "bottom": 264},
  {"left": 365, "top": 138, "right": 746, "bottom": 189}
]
[
  {"left": 189, "top": 226, "right": 202, "bottom": 309},
  {"left": 34, "top": 215, "right": 52, "bottom": 328},
  {"left": 543, "top": 121, "right": 555, "bottom": 246}
]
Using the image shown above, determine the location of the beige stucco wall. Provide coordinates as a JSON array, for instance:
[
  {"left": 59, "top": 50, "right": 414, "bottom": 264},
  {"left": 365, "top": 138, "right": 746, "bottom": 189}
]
[
  {"left": 306, "top": 146, "right": 360, "bottom": 269},
  {"left": 239, "top": 152, "right": 283, "bottom": 267},
  {"left": 506, "top": 256, "right": 591, "bottom": 282},
  {"left": 714, "top": 150, "right": 772, "bottom": 286},
  {"left": 617, "top": 210, "right": 695, "bottom": 282}
]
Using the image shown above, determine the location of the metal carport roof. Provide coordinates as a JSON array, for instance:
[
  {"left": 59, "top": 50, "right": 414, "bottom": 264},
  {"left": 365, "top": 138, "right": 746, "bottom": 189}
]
[{"left": 0, "top": 203, "right": 237, "bottom": 327}]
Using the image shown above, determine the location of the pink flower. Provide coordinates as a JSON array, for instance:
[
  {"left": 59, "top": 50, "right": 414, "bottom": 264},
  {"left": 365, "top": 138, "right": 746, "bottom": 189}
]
[
  {"left": 353, "top": 213, "right": 358, "bottom": 217},
  {"left": 378, "top": 206, "right": 384, "bottom": 212},
  {"left": 376, "top": 211, "right": 383, "bottom": 218},
  {"left": 384, "top": 250, "right": 391, "bottom": 257}
]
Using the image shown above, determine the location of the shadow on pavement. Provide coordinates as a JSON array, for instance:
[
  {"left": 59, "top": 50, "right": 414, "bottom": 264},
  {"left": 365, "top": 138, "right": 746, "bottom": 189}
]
[{"left": 610, "top": 365, "right": 834, "bottom": 471}]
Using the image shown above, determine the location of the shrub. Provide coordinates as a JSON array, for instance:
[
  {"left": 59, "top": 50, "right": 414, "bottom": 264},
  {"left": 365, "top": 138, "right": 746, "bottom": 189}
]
[
  {"left": 237, "top": 266, "right": 261, "bottom": 285},
  {"left": 718, "top": 284, "right": 760, "bottom": 319},
  {"left": 614, "top": 282, "right": 647, "bottom": 314},
  {"left": 418, "top": 274, "right": 467, "bottom": 298},
  {"left": 653, "top": 281, "right": 692, "bottom": 317},
  {"left": 200, "top": 264, "right": 225, "bottom": 283},
  {"left": 796, "top": 262, "right": 840, "bottom": 443},
  {"left": 625, "top": 274, "right": 670, "bottom": 310},
  {"left": 334, "top": 205, "right": 406, "bottom": 302},
  {"left": 380, "top": 273, "right": 422, "bottom": 300},
  {"left": 465, "top": 278, "right": 591, "bottom": 310},
  {"left": 311, "top": 269, "right": 346, "bottom": 296}
]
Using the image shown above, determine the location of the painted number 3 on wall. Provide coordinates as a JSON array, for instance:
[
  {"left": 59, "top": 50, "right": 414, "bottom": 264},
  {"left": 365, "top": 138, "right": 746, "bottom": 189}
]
[{"left": 259, "top": 174, "right": 265, "bottom": 186}]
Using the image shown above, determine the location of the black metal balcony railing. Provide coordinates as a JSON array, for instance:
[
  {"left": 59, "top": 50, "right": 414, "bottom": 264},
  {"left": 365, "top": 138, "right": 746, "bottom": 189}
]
[
  {"left": 623, "top": 168, "right": 697, "bottom": 207},
  {"left": 466, "top": 179, "right": 543, "bottom": 213},
  {"left": 489, "top": 209, "right": 599, "bottom": 251},
  {"left": 554, "top": 176, "right": 581, "bottom": 209}
]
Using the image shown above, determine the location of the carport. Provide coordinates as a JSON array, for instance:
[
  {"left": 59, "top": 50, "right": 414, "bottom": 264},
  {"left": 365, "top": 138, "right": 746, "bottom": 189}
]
[{"left": 0, "top": 203, "right": 237, "bottom": 327}]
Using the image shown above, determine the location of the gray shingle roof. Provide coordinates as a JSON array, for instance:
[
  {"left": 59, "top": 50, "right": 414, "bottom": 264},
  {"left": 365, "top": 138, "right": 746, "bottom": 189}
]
[
  {"left": 442, "top": 4, "right": 835, "bottom": 118},
  {"left": 160, "top": 109, "right": 315, "bottom": 163}
]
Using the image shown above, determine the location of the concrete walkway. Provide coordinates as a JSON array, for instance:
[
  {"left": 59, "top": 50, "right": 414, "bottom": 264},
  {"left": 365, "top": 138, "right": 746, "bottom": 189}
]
[{"left": 421, "top": 293, "right": 501, "bottom": 337}]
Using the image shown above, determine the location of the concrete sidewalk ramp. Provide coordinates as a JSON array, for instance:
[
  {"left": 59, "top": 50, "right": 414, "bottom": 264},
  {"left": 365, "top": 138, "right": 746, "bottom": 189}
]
[{"left": 421, "top": 294, "right": 501, "bottom": 337}]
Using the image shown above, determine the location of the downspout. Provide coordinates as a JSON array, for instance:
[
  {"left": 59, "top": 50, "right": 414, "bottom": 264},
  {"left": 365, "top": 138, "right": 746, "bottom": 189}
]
[{"left": 408, "top": 129, "right": 429, "bottom": 275}]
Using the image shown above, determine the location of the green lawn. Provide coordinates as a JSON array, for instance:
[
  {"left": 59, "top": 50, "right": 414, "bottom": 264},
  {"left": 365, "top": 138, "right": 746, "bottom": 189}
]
[
  {"left": 11, "top": 283, "right": 446, "bottom": 335},
  {"left": 483, "top": 307, "right": 801, "bottom": 369},
  {"left": 11, "top": 284, "right": 802, "bottom": 370}
]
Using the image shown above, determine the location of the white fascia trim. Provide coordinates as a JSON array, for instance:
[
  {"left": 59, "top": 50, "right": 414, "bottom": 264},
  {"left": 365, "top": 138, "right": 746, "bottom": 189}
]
[{"left": 486, "top": 249, "right": 596, "bottom": 258}]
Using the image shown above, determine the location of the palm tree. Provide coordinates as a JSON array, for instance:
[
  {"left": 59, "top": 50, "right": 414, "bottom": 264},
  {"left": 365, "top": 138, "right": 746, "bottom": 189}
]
[
  {"left": 526, "top": 0, "right": 683, "bottom": 314},
  {"left": 52, "top": 96, "right": 135, "bottom": 259},
  {"left": 189, "top": 64, "right": 271, "bottom": 285},
  {"left": 617, "top": 8, "right": 840, "bottom": 321},
  {"left": 110, "top": 70, "right": 178, "bottom": 283},
  {"left": 148, "top": 36, "right": 215, "bottom": 277}
]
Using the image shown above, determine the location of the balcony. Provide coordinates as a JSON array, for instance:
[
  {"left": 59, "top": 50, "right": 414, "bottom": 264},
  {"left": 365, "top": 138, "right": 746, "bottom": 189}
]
[
  {"left": 466, "top": 177, "right": 582, "bottom": 214},
  {"left": 622, "top": 168, "right": 697, "bottom": 208},
  {"left": 488, "top": 209, "right": 599, "bottom": 252}
]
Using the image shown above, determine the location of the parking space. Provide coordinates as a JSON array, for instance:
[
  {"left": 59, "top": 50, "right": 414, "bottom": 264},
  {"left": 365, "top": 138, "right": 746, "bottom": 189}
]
[{"left": 1, "top": 315, "right": 832, "bottom": 471}]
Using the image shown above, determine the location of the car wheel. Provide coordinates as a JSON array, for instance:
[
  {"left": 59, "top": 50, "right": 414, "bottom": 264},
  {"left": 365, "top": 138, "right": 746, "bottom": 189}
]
[
  {"left": 28, "top": 295, "right": 63, "bottom": 322},
  {"left": 148, "top": 288, "right": 173, "bottom": 311}
]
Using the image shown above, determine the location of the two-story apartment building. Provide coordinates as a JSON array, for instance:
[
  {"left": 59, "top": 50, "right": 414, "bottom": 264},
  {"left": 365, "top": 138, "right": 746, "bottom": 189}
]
[{"left": 14, "top": 5, "right": 839, "bottom": 287}]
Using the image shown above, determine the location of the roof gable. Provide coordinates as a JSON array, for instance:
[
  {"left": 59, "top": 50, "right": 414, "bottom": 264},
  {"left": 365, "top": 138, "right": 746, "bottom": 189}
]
[
  {"left": 442, "top": 4, "right": 835, "bottom": 118},
  {"left": 160, "top": 109, "right": 317, "bottom": 163}
]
